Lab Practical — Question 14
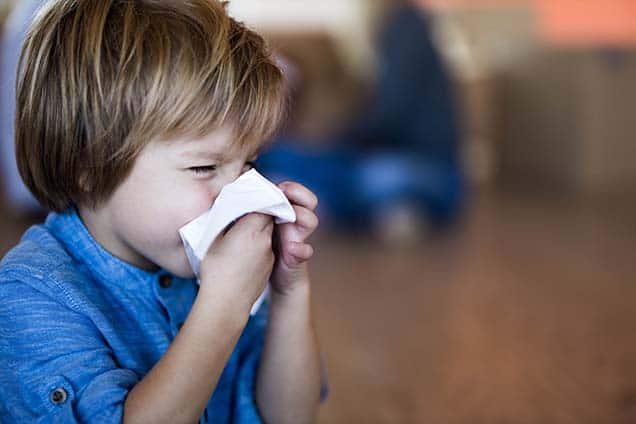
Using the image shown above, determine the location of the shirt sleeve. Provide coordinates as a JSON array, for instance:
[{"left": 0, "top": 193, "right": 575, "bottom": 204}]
[{"left": 0, "top": 280, "right": 140, "bottom": 423}]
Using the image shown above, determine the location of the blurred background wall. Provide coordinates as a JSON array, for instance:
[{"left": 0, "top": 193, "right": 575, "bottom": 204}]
[{"left": 226, "top": 0, "right": 636, "bottom": 199}]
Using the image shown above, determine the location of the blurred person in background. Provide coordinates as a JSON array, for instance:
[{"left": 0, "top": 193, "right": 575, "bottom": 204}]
[
  {"left": 1, "top": 0, "right": 45, "bottom": 215},
  {"left": 346, "top": 0, "right": 464, "bottom": 242},
  {"left": 258, "top": 0, "right": 464, "bottom": 244}
]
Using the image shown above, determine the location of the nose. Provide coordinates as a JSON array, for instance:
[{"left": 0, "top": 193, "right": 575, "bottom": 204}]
[
  {"left": 206, "top": 163, "right": 247, "bottom": 202},
  {"left": 220, "top": 164, "right": 246, "bottom": 186}
]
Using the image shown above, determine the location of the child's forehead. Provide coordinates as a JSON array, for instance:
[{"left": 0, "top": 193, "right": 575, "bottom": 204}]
[{"left": 166, "top": 127, "right": 262, "bottom": 159}]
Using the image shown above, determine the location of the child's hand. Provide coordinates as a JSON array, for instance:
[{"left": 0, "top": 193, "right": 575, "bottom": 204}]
[
  {"left": 270, "top": 182, "right": 319, "bottom": 296},
  {"left": 199, "top": 213, "right": 275, "bottom": 311}
]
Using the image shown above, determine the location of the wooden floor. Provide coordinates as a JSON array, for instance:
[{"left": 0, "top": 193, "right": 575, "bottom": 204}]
[
  {"left": 2, "top": 191, "right": 636, "bottom": 423},
  {"left": 310, "top": 191, "right": 636, "bottom": 424}
]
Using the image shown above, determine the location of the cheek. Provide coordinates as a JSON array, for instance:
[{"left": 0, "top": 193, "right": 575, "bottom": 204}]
[
  {"left": 117, "top": 166, "right": 220, "bottom": 237},
  {"left": 178, "top": 185, "right": 220, "bottom": 225}
]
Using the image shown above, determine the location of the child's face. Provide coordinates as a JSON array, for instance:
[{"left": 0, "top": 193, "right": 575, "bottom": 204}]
[{"left": 79, "top": 125, "right": 259, "bottom": 278}]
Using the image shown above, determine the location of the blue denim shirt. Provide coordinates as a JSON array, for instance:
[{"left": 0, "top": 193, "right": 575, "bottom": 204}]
[{"left": 0, "top": 209, "right": 269, "bottom": 423}]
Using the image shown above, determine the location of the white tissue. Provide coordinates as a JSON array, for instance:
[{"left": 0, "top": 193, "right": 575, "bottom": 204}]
[{"left": 178, "top": 169, "right": 296, "bottom": 315}]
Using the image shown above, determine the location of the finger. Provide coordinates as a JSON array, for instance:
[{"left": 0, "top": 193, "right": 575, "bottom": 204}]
[
  {"left": 230, "top": 213, "right": 273, "bottom": 234},
  {"left": 261, "top": 216, "right": 275, "bottom": 232},
  {"left": 292, "top": 205, "right": 319, "bottom": 232},
  {"left": 287, "top": 241, "right": 314, "bottom": 261},
  {"left": 277, "top": 206, "right": 318, "bottom": 245},
  {"left": 262, "top": 219, "right": 275, "bottom": 236},
  {"left": 279, "top": 182, "right": 319, "bottom": 210}
]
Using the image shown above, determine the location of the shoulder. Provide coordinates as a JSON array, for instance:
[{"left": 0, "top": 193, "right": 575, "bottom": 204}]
[
  {"left": 0, "top": 228, "right": 138, "bottom": 423},
  {"left": 0, "top": 224, "right": 86, "bottom": 312}
]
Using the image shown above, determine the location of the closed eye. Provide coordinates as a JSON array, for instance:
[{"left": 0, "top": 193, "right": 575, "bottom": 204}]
[{"left": 188, "top": 165, "right": 217, "bottom": 175}]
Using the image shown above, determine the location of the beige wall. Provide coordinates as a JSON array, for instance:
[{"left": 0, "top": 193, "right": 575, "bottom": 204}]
[{"left": 228, "top": 0, "right": 385, "bottom": 80}]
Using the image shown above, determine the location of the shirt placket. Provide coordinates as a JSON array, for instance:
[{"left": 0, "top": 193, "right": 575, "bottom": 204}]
[
  {"left": 152, "top": 273, "right": 197, "bottom": 338},
  {"left": 152, "top": 273, "right": 180, "bottom": 337}
]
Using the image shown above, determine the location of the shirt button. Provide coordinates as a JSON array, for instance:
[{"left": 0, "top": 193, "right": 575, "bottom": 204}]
[
  {"left": 50, "top": 387, "right": 68, "bottom": 405},
  {"left": 159, "top": 275, "right": 172, "bottom": 289}
]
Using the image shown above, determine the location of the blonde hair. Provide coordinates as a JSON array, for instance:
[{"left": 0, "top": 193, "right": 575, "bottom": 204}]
[{"left": 16, "top": 0, "right": 287, "bottom": 212}]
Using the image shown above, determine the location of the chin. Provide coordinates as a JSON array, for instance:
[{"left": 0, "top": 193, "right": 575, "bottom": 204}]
[
  {"left": 165, "top": 255, "right": 197, "bottom": 280},
  {"left": 173, "top": 268, "right": 196, "bottom": 280}
]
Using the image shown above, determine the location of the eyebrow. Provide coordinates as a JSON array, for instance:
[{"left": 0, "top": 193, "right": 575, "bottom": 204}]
[
  {"left": 180, "top": 150, "right": 226, "bottom": 161},
  {"left": 180, "top": 147, "right": 260, "bottom": 161}
]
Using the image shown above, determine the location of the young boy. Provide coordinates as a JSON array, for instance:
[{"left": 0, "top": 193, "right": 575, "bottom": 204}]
[{"left": 0, "top": 1, "right": 324, "bottom": 423}]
